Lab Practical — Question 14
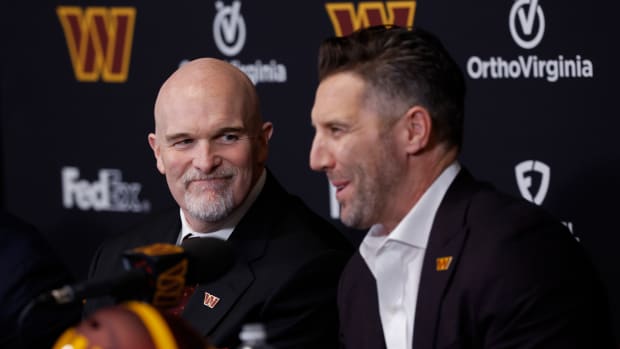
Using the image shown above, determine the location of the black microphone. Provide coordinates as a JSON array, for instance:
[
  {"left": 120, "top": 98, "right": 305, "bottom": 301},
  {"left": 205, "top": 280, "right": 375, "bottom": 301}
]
[
  {"left": 35, "top": 237, "right": 235, "bottom": 307},
  {"left": 181, "top": 236, "right": 235, "bottom": 286}
]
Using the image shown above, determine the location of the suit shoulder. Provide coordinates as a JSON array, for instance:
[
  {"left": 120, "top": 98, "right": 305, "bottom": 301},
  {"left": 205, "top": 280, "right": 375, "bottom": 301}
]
[
  {"left": 466, "top": 186, "right": 567, "bottom": 237},
  {"left": 101, "top": 208, "right": 179, "bottom": 249},
  {"left": 252, "top": 174, "right": 351, "bottom": 251},
  {"left": 274, "top": 193, "right": 352, "bottom": 252},
  {"left": 458, "top": 185, "right": 590, "bottom": 280},
  {"left": 90, "top": 208, "right": 179, "bottom": 274}
]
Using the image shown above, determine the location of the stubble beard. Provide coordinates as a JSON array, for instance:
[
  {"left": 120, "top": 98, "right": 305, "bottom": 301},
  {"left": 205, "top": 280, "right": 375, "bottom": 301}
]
[
  {"left": 339, "top": 166, "right": 381, "bottom": 229},
  {"left": 339, "top": 139, "right": 401, "bottom": 230}
]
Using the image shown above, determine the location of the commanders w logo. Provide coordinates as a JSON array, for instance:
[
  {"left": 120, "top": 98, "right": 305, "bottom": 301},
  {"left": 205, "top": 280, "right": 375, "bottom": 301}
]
[
  {"left": 57, "top": 6, "right": 136, "bottom": 83},
  {"left": 325, "top": 1, "right": 416, "bottom": 37}
]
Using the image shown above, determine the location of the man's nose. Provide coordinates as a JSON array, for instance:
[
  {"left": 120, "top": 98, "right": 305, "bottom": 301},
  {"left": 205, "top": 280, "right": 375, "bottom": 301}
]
[
  {"left": 309, "top": 134, "right": 333, "bottom": 172},
  {"left": 193, "top": 140, "right": 222, "bottom": 172}
]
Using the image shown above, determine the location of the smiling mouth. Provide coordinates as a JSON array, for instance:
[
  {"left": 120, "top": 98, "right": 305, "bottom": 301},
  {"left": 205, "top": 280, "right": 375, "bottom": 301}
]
[
  {"left": 331, "top": 180, "right": 350, "bottom": 194},
  {"left": 186, "top": 176, "right": 231, "bottom": 189}
]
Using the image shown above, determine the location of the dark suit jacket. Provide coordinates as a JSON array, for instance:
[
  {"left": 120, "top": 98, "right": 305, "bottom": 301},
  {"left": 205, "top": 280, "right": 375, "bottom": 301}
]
[
  {"left": 86, "top": 171, "right": 352, "bottom": 348},
  {"left": 0, "top": 210, "right": 82, "bottom": 348},
  {"left": 338, "top": 169, "right": 615, "bottom": 349}
]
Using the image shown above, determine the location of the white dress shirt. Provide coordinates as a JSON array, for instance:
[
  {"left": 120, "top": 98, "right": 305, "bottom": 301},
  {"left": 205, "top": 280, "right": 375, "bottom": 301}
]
[
  {"left": 176, "top": 169, "right": 266, "bottom": 243},
  {"left": 359, "top": 162, "right": 460, "bottom": 349}
]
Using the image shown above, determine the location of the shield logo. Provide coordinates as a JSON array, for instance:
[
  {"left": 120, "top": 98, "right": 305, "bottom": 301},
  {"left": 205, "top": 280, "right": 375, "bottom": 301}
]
[{"left": 514, "top": 160, "right": 550, "bottom": 205}]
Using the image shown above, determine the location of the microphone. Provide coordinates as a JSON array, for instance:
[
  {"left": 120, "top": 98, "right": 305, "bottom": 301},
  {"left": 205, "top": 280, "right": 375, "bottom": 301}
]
[{"left": 36, "top": 237, "right": 235, "bottom": 308}]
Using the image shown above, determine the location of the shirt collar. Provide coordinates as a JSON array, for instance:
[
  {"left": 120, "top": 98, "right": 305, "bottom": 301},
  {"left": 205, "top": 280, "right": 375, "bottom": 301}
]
[
  {"left": 177, "top": 169, "right": 267, "bottom": 243},
  {"left": 361, "top": 161, "right": 461, "bottom": 254}
]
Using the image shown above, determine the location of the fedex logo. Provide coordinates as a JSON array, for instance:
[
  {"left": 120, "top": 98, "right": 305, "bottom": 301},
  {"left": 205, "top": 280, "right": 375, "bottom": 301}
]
[{"left": 61, "top": 166, "right": 150, "bottom": 212}]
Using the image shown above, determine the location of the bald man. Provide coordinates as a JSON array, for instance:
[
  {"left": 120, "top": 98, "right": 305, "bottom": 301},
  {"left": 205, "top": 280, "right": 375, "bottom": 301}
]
[{"left": 86, "top": 58, "right": 352, "bottom": 349}]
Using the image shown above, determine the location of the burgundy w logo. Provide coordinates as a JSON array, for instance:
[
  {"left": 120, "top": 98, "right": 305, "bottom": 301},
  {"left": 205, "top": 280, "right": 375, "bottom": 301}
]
[
  {"left": 203, "top": 292, "right": 221, "bottom": 309},
  {"left": 57, "top": 6, "right": 136, "bottom": 82},
  {"left": 325, "top": 1, "right": 416, "bottom": 37}
]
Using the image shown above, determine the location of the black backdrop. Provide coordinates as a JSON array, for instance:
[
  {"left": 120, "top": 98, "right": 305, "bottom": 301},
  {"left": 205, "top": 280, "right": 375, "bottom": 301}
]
[{"left": 2, "top": 0, "right": 619, "bottom": 342}]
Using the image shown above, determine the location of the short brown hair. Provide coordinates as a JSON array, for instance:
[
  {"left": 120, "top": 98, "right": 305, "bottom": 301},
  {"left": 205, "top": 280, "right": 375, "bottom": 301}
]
[{"left": 318, "top": 25, "right": 465, "bottom": 149}]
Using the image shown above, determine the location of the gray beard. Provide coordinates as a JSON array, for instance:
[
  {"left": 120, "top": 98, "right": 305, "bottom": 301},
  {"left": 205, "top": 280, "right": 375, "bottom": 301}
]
[{"left": 184, "top": 187, "right": 234, "bottom": 223}]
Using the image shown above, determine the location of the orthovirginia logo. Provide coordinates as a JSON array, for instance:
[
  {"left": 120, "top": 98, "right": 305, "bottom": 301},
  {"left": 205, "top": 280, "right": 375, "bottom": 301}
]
[
  {"left": 467, "top": 0, "right": 593, "bottom": 82},
  {"left": 213, "top": 1, "right": 245, "bottom": 56},
  {"left": 57, "top": 6, "right": 136, "bottom": 83},
  {"left": 509, "top": 0, "right": 545, "bottom": 49},
  {"left": 210, "top": 1, "right": 287, "bottom": 85},
  {"left": 325, "top": 1, "right": 416, "bottom": 37},
  {"left": 61, "top": 166, "right": 150, "bottom": 212}
]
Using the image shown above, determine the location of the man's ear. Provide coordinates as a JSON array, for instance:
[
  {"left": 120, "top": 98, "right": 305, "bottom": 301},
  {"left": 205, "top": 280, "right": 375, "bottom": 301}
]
[
  {"left": 261, "top": 121, "right": 274, "bottom": 142},
  {"left": 147, "top": 133, "right": 165, "bottom": 174},
  {"left": 256, "top": 122, "right": 273, "bottom": 164},
  {"left": 402, "top": 105, "right": 432, "bottom": 155}
]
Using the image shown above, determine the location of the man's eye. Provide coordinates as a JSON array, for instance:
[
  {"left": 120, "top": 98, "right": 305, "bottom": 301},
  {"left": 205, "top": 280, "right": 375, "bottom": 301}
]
[
  {"left": 217, "top": 133, "right": 240, "bottom": 144},
  {"left": 329, "top": 126, "right": 344, "bottom": 136},
  {"left": 173, "top": 139, "right": 194, "bottom": 148}
]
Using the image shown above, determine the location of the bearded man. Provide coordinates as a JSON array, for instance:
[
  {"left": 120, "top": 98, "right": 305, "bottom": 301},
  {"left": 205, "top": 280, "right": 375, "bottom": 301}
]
[{"left": 86, "top": 58, "right": 351, "bottom": 349}]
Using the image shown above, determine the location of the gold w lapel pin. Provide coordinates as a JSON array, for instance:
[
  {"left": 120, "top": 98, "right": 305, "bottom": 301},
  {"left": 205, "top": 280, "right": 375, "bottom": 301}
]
[
  {"left": 203, "top": 292, "right": 221, "bottom": 309},
  {"left": 436, "top": 256, "right": 453, "bottom": 271}
]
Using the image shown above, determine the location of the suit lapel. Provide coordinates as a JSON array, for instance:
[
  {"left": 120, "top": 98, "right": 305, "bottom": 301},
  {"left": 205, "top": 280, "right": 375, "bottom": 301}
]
[
  {"left": 412, "top": 169, "right": 480, "bottom": 349},
  {"left": 182, "top": 171, "right": 281, "bottom": 336},
  {"left": 182, "top": 223, "right": 269, "bottom": 336},
  {"left": 182, "top": 257, "right": 255, "bottom": 335}
]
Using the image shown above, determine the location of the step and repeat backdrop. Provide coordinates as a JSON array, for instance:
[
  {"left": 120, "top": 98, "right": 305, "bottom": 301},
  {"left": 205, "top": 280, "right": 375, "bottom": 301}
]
[{"left": 2, "top": 0, "right": 619, "bottom": 340}]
